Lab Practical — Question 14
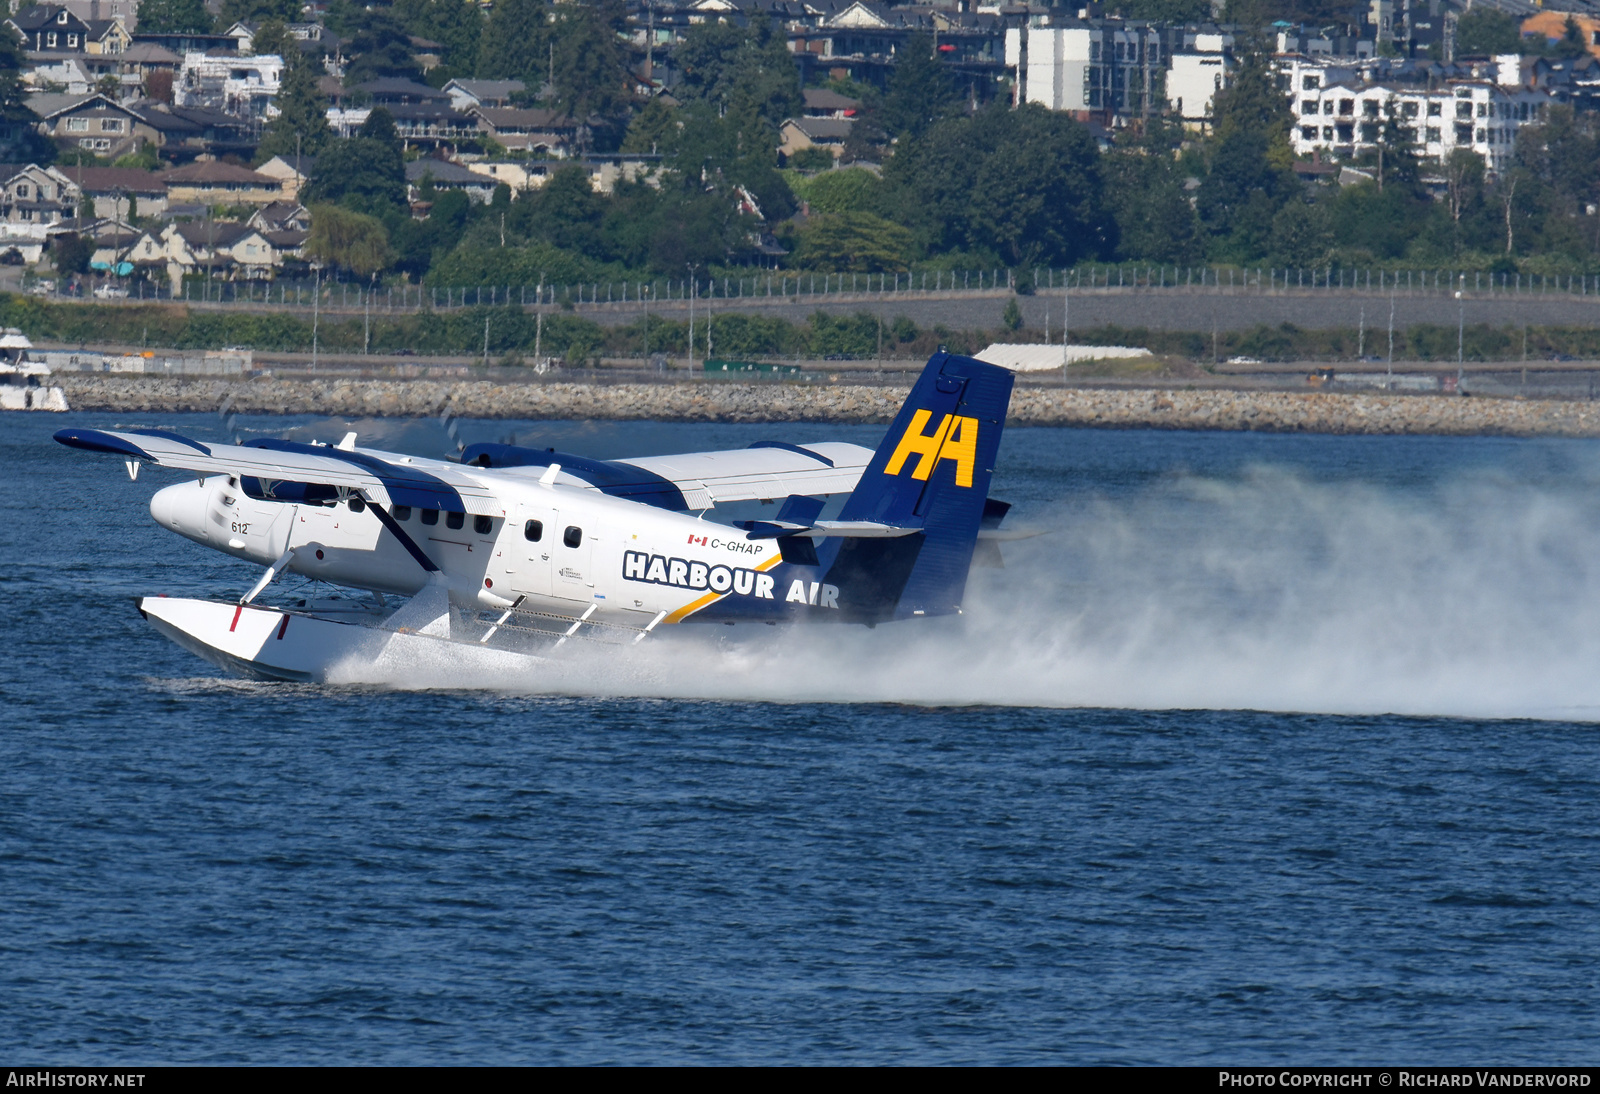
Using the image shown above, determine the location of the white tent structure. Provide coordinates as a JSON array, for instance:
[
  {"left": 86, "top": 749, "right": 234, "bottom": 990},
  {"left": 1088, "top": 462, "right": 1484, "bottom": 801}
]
[{"left": 977, "top": 343, "right": 1151, "bottom": 371}]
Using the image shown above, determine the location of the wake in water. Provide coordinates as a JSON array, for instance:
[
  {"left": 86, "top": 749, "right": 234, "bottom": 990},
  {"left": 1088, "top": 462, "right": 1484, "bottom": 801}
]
[{"left": 318, "top": 464, "right": 1600, "bottom": 720}]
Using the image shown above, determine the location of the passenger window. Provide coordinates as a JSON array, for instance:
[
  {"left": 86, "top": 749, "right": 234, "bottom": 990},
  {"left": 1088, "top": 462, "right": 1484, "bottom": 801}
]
[
  {"left": 474, "top": 515, "right": 492, "bottom": 535},
  {"left": 421, "top": 509, "right": 439, "bottom": 526},
  {"left": 392, "top": 505, "right": 411, "bottom": 521},
  {"left": 446, "top": 511, "right": 465, "bottom": 530},
  {"left": 564, "top": 526, "right": 582, "bottom": 548},
  {"left": 348, "top": 496, "right": 366, "bottom": 513},
  {"left": 524, "top": 520, "right": 543, "bottom": 542}
]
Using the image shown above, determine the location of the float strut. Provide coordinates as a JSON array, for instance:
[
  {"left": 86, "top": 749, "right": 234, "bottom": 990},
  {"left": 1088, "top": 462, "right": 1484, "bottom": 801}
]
[{"left": 240, "top": 548, "right": 297, "bottom": 605}]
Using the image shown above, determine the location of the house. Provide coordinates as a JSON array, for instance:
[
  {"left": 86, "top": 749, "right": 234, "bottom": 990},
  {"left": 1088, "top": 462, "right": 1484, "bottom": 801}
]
[
  {"left": 246, "top": 201, "right": 310, "bottom": 259},
  {"left": 9, "top": 5, "right": 95, "bottom": 53},
  {"left": 469, "top": 106, "right": 578, "bottom": 156},
  {"left": 64, "top": 165, "right": 168, "bottom": 218},
  {"left": 127, "top": 100, "right": 258, "bottom": 158},
  {"left": 779, "top": 116, "right": 853, "bottom": 160},
  {"left": 801, "top": 87, "right": 859, "bottom": 117},
  {"left": 134, "top": 219, "right": 283, "bottom": 292},
  {"left": 175, "top": 51, "right": 282, "bottom": 119},
  {"left": 130, "top": 30, "right": 237, "bottom": 56},
  {"left": 247, "top": 200, "right": 310, "bottom": 233},
  {"left": 27, "top": 92, "right": 156, "bottom": 157},
  {"left": 1520, "top": 11, "right": 1600, "bottom": 63},
  {"left": 162, "top": 160, "right": 283, "bottom": 207},
  {"left": 83, "top": 18, "right": 131, "bottom": 54},
  {"left": 255, "top": 155, "right": 311, "bottom": 201},
  {"left": 24, "top": 57, "right": 94, "bottom": 96},
  {"left": 87, "top": 216, "right": 140, "bottom": 271},
  {"left": 35, "top": 0, "right": 140, "bottom": 33},
  {"left": 442, "top": 78, "right": 526, "bottom": 111},
  {"left": 405, "top": 158, "right": 498, "bottom": 203},
  {"left": 0, "top": 163, "right": 82, "bottom": 262}
]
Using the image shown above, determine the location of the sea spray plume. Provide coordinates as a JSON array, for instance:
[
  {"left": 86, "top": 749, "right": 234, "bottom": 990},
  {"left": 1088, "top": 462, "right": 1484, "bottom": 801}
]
[{"left": 320, "top": 463, "right": 1600, "bottom": 720}]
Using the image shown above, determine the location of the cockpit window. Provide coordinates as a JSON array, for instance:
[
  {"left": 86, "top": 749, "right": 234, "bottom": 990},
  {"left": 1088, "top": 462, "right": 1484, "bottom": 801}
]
[
  {"left": 474, "top": 515, "right": 492, "bottom": 535},
  {"left": 524, "top": 520, "right": 542, "bottom": 542},
  {"left": 421, "top": 509, "right": 439, "bottom": 526},
  {"left": 392, "top": 505, "right": 412, "bottom": 521},
  {"left": 446, "top": 511, "right": 465, "bottom": 530},
  {"left": 564, "top": 526, "right": 582, "bottom": 548}
]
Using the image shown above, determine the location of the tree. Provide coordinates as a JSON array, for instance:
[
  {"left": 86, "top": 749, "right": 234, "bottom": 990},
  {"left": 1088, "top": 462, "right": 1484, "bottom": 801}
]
[
  {"left": 1001, "top": 296, "right": 1023, "bottom": 331},
  {"left": 250, "top": 19, "right": 299, "bottom": 62},
  {"left": 790, "top": 212, "right": 915, "bottom": 272},
  {"left": 135, "top": 0, "right": 214, "bottom": 34},
  {"left": 476, "top": 0, "right": 552, "bottom": 83},
  {"left": 1454, "top": 8, "right": 1521, "bottom": 56},
  {"left": 306, "top": 204, "right": 394, "bottom": 277},
  {"left": 509, "top": 164, "right": 608, "bottom": 255},
  {"left": 306, "top": 137, "right": 406, "bottom": 213},
  {"left": 878, "top": 32, "right": 959, "bottom": 141},
  {"left": 52, "top": 234, "right": 92, "bottom": 275},
  {"left": 1553, "top": 15, "right": 1591, "bottom": 60},
  {"left": 1210, "top": 48, "right": 1293, "bottom": 166},
  {"left": 886, "top": 102, "right": 1111, "bottom": 267},
  {"left": 221, "top": 0, "right": 301, "bottom": 28},
  {"left": 255, "top": 51, "right": 333, "bottom": 162},
  {"left": 393, "top": 0, "right": 483, "bottom": 71},
  {"left": 1196, "top": 130, "right": 1294, "bottom": 261},
  {"left": 620, "top": 97, "right": 678, "bottom": 153},
  {"left": 673, "top": 18, "right": 800, "bottom": 130},
  {"left": 550, "top": 0, "right": 634, "bottom": 141},
  {"left": 343, "top": 11, "right": 423, "bottom": 85},
  {"left": 0, "top": 27, "right": 53, "bottom": 163},
  {"left": 1103, "top": 120, "right": 1200, "bottom": 262}
]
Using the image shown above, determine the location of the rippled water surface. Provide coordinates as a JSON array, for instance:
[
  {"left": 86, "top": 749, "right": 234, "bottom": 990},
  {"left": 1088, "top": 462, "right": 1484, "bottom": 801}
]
[{"left": 3, "top": 410, "right": 1599, "bottom": 1063}]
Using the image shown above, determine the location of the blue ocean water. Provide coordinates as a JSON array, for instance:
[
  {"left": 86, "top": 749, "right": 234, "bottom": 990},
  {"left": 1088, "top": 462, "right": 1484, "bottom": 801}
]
[{"left": 3, "top": 410, "right": 1599, "bottom": 1064}]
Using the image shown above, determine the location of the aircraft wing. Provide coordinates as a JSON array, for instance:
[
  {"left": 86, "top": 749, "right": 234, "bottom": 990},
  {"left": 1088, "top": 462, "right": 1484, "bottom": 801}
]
[
  {"left": 614, "top": 441, "right": 874, "bottom": 507},
  {"left": 54, "top": 428, "right": 502, "bottom": 516}
]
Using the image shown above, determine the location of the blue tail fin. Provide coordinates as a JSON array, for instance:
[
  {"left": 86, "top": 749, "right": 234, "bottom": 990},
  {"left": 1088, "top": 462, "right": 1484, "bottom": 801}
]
[{"left": 835, "top": 350, "right": 1013, "bottom": 620}]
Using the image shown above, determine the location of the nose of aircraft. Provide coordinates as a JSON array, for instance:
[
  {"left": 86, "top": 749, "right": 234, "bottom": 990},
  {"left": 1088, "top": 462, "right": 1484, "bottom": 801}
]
[{"left": 150, "top": 480, "right": 212, "bottom": 542}]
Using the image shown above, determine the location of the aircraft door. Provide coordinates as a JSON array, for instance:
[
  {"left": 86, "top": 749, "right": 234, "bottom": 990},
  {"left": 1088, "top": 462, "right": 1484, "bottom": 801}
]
[
  {"left": 552, "top": 513, "right": 593, "bottom": 602},
  {"left": 507, "top": 504, "right": 555, "bottom": 597}
]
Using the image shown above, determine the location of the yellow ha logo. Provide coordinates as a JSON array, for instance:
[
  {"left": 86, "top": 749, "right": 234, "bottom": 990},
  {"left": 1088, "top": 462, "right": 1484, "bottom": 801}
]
[{"left": 884, "top": 410, "right": 979, "bottom": 488}]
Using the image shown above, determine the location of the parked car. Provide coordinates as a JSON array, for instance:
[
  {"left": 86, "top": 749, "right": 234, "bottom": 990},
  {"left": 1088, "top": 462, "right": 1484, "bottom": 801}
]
[{"left": 93, "top": 284, "right": 129, "bottom": 300}]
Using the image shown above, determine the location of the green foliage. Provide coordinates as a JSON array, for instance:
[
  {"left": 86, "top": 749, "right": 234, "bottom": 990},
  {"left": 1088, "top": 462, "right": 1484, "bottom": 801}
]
[
  {"left": 425, "top": 239, "right": 618, "bottom": 287},
  {"left": 672, "top": 19, "right": 800, "bottom": 130},
  {"left": 255, "top": 50, "right": 333, "bottom": 162},
  {"left": 475, "top": 0, "right": 551, "bottom": 82},
  {"left": 1198, "top": 131, "right": 1295, "bottom": 261},
  {"left": 52, "top": 235, "right": 92, "bottom": 276},
  {"left": 306, "top": 204, "right": 394, "bottom": 277},
  {"left": 392, "top": 0, "right": 483, "bottom": 68},
  {"left": 1455, "top": 8, "right": 1522, "bottom": 56},
  {"left": 249, "top": 20, "right": 299, "bottom": 62},
  {"left": 551, "top": 0, "right": 633, "bottom": 139},
  {"left": 221, "top": 0, "right": 301, "bottom": 26},
  {"left": 307, "top": 137, "right": 406, "bottom": 213},
  {"left": 620, "top": 97, "right": 678, "bottom": 153},
  {"left": 878, "top": 32, "right": 960, "bottom": 141},
  {"left": 344, "top": 11, "right": 424, "bottom": 85},
  {"left": 787, "top": 147, "right": 835, "bottom": 172},
  {"left": 1103, "top": 121, "right": 1199, "bottom": 263},
  {"left": 135, "top": 0, "right": 214, "bottom": 34},
  {"left": 789, "top": 212, "right": 915, "bottom": 272},
  {"left": 789, "top": 167, "right": 887, "bottom": 216},
  {"left": 1001, "top": 296, "right": 1022, "bottom": 331},
  {"left": 886, "top": 101, "right": 1111, "bottom": 267}
]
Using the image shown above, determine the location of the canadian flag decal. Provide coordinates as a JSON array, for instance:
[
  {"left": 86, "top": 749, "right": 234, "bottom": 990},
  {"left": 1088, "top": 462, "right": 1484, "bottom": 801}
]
[{"left": 687, "top": 534, "right": 709, "bottom": 546}]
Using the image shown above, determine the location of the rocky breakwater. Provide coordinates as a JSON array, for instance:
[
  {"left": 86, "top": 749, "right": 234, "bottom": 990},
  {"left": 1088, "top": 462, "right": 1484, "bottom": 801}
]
[{"left": 54, "top": 373, "right": 1600, "bottom": 436}]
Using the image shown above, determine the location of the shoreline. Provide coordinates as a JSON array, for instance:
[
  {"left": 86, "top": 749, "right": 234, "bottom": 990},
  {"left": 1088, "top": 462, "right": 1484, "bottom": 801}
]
[{"left": 48, "top": 373, "right": 1600, "bottom": 436}]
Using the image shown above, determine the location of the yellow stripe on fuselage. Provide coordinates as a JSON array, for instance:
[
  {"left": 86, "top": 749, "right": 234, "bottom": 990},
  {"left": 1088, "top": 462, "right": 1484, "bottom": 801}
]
[{"left": 664, "top": 553, "right": 784, "bottom": 624}]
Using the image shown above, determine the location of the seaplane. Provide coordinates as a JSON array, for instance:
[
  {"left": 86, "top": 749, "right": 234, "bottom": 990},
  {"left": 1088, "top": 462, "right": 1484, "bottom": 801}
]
[{"left": 53, "top": 350, "right": 1024, "bottom": 682}]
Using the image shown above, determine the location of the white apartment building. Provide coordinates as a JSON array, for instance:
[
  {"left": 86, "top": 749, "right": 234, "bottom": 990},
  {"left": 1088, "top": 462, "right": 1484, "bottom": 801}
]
[
  {"left": 1289, "top": 73, "right": 1547, "bottom": 172},
  {"left": 175, "top": 51, "right": 283, "bottom": 120},
  {"left": 1009, "top": 24, "right": 1166, "bottom": 116},
  {"left": 1168, "top": 33, "right": 1233, "bottom": 124}
]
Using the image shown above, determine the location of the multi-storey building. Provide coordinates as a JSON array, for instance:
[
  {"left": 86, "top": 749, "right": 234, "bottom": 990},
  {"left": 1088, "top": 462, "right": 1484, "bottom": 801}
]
[
  {"left": 1287, "top": 62, "right": 1548, "bottom": 172},
  {"left": 1012, "top": 21, "right": 1167, "bottom": 120}
]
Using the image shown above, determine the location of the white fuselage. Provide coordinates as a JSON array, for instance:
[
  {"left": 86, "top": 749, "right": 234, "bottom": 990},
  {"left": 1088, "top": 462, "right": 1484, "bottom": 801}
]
[{"left": 149, "top": 462, "right": 799, "bottom": 627}]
